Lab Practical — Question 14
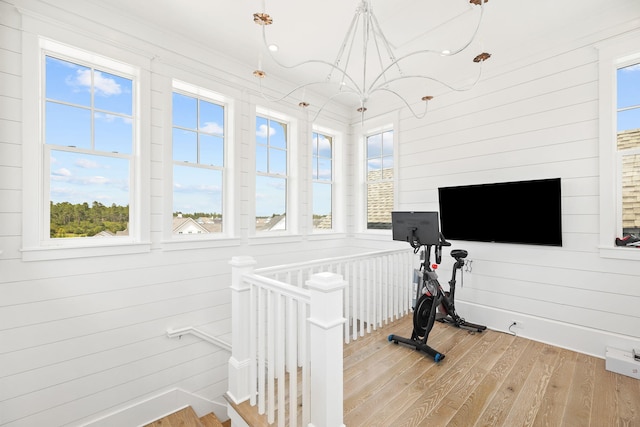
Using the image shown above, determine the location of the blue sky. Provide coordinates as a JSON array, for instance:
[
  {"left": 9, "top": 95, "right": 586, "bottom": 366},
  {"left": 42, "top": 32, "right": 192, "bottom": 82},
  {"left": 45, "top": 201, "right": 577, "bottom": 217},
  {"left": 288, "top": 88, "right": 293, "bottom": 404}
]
[
  {"left": 46, "top": 56, "right": 132, "bottom": 207},
  {"left": 617, "top": 63, "right": 640, "bottom": 132}
]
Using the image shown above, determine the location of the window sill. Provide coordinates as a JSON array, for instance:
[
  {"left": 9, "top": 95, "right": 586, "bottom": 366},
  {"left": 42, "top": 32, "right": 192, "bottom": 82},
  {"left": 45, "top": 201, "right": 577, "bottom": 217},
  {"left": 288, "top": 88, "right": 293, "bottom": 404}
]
[
  {"left": 162, "top": 236, "right": 242, "bottom": 251},
  {"left": 598, "top": 246, "right": 640, "bottom": 261},
  {"left": 21, "top": 241, "right": 152, "bottom": 261}
]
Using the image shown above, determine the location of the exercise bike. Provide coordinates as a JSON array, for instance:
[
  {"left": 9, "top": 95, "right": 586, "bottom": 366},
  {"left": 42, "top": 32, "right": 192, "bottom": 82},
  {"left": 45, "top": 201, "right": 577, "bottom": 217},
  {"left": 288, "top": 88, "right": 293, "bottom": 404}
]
[{"left": 388, "top": 230, "right": 486, "bottom": 362}]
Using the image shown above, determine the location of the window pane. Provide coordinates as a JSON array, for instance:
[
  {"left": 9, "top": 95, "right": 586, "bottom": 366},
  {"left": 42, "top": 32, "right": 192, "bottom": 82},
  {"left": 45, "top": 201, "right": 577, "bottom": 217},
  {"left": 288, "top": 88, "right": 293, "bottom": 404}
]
[
  {"left": 367, "top": 134, "right": 382, "bottom": 158},
  {"left": 95, "top": 113, "right": 132, "bottom": 154},
  {"left": 313, "top": 182, "right": 332, "bottom": 230},
  {"left": 200, "top": 134, "right": 224, "bottom": 166},
  {"left": 173, "top": 92, "right": 197, "bottom": 129},
  {"left": 617, "top": 64, "right": 640, "bottom": 110},
  {"left": 617, "top": 128, "right": 640, "bottom": 151},
  {"left": 317, "top": 134, "right": 332, "bottom": 158},
  {"left": 45, "top": 56, "right": 91, "bottom": 106},
  {"left": 269, "top": 121, "right": 287, "bottom": 149},
  {"left": 621, "top": 154, "right": 640, "bottom": 236},
  {"left": 256, "top": 116, "right": 270, "bottom": 143},
  {"left": 382, "top": 155, "right": 394, "bottom": 171},
  {"left": 256, "top": 145, "right": 268, "bottom": 173},
  {"left": 382, "top": 131, "right": 394, "bottom": 155},
  {"left": 269, "top": 148, "right": 287, "bottom": 175},
  {"left": 93, "top": 70, "right": 133, "bottom": 116},
  {"left": 367, "top": 181, "right": 393, "bottom": 230},
  {"left": 256, "top": 175, "right": 286, "bottom": 230},
  {"left": 46, "top": 102, "right": 92, "bottom": 148},
  {"left": 317, "top": 158, "right": 332, "bottom": 181},
  {"left": 617, "top": 108, "right": 640, "bottom": 134},
  {"left": 199, "top": 100, "right": 224, "bottom": 135},
  {"left": 173, "top": 128, "right": 198, "bottom": 163},
  {"left": 173, "top": 165, "right": 223, "bottom": 234},
  {"left": 368, "top": 158, "right": 382, "bottom": 181},
  {"left": 50, "top": 150, "right": 129, "bottom": 238}
]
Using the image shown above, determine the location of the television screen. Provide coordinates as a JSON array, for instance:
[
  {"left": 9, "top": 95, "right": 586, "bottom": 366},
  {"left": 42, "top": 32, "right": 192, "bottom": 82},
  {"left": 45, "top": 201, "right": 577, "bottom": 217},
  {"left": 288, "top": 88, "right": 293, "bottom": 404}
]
[
  {"left": 438, "top": 178, "right": 562, "bottom": 246},
  {"left": 392, "top": 211, "right": 440, "bottom": 246}
]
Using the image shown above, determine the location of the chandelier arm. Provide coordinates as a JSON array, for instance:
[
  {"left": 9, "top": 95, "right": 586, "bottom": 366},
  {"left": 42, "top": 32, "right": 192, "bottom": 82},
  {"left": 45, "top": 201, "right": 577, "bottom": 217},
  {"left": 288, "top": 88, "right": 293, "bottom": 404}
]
[
  {"left": 256, "top": 79, "right": 358, "bottom": 105},
  {"left": 369, "top": 8, "right": 402, "bottom": 77},
  {"left": 375, "top": 87, "right": 430, "bottom": 120},
  {"left": 326, "top": 8, "right": 361, "bottom": 84},
  {"left": 309, "top": 89, "right": 363, "bottom": 122},
  {"left": 260, "top": 22, "right": 364, "bottom": 95},
  {"left": 366, "top": 2, "right": 486, "bottom": 94},
  {"left": 369, "top": 61, "right": 485, "bottom": 97}
]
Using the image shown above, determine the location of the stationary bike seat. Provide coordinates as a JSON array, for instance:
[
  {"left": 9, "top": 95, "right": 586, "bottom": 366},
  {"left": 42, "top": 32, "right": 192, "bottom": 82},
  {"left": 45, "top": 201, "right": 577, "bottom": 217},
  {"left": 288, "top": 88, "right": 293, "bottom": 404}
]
[{"left": 451, "top": 249, "right": 468, "bottom": 259}]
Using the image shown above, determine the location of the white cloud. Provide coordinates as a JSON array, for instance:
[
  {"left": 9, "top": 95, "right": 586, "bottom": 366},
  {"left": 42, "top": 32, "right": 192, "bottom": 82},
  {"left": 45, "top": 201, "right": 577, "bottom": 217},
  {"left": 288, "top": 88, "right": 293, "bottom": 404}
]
[
  {"left": 75, "top": 158, "right": 101, "bottom": 169},
  {"left": 200, "top": 122, "right": 224, "bottom": 134},
  {"left": 52, "top": 167, "right": 72, "bottom": 177},
  {"left": 256, "top": 123, "right": 276, "bottom": 138},
  {"left": 70, "top": 69, "right": 122, "bottom": 97}
]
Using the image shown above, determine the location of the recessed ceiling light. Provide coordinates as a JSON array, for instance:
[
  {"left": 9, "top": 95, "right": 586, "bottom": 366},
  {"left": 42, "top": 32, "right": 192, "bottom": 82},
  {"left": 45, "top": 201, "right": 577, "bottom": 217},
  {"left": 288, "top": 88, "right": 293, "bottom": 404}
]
[{"left": 268, "top": 44, "right": 279, "bottom": 52}]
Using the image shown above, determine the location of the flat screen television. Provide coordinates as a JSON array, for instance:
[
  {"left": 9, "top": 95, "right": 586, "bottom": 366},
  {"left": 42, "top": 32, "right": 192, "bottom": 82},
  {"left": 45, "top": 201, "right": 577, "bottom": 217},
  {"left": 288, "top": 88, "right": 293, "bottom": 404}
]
[
  {"left": 391, "top": 211, "right": 440, "bottom": 246},
  {"left": 438, "top": 178, "right": 562, "bottom": 246}
]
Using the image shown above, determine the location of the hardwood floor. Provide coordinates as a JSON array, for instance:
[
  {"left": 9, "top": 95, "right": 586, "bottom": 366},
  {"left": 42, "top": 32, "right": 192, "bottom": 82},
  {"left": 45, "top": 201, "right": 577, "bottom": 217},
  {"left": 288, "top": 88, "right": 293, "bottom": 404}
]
[
  {"left": 232, "top": 314, "right": 640, "bottom": 426},
  {"left": 344, "top": 315, "right": 640, "bottom": 427}
]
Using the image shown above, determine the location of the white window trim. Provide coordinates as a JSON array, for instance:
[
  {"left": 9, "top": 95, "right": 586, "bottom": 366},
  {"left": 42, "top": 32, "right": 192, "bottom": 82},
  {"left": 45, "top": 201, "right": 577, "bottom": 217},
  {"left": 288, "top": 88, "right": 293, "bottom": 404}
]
[
  {"left": 310, "top": 124, "right": 344, "bottom": 235},
  {"left": 355, "top": 112, "right": 399, "bottom": 238},
  {"left": 162, "top": 79, "right": 236, "bottom": 247},
  {"left": 21, "top": 31, "right": 151, "bottom": 261},
  {"left": 250, "top": 106, "right": 300, "bottom": 241},
  {"left": 596, "top": 29, "right": 640, "bottom": 261}
]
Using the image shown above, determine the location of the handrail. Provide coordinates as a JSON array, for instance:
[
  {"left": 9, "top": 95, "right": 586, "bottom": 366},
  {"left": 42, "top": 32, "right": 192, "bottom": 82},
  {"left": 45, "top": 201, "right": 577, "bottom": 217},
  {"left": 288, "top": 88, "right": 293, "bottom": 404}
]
[
  {"left": 254, "top": 247, "right": 411, "bottom": 275},
  {"left": 243, "top": 273, "right": 311, "bottom": 302},
  {"left": 166, "top": 326, "right": 232, "bottom": 352}
]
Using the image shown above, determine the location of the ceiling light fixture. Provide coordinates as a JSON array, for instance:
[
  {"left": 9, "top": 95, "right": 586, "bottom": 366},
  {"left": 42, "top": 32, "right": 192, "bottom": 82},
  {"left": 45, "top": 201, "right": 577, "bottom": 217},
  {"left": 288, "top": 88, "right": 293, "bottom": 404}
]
[{"left": 253, "top": 0, "right": 491, "bottom": 121}]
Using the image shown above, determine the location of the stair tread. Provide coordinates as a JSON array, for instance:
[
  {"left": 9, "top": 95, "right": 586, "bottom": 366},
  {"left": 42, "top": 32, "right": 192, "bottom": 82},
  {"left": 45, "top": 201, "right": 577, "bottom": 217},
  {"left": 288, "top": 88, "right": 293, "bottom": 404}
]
[
  {"left": 199, "top": 412, "right": 224, "bottom": 427},
  {"left": 144, "top": 406, "right": 203, "bottom": 427}
]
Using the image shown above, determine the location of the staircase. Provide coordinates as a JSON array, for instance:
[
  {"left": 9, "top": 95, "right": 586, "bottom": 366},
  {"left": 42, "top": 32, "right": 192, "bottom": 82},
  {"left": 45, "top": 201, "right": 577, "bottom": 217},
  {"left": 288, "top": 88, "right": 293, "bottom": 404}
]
[{"left": 143, "top": 406, "right": 230, "bottom": 427}]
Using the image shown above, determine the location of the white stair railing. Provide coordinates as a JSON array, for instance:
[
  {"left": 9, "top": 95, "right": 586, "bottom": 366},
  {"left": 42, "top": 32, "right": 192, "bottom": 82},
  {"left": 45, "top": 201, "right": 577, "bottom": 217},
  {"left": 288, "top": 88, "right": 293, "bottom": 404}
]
[
  {"left": 227, "top": 248, "right": 414, "bottom": 427},
  {"left": 255, "top": 248, "right": 415, "bottom": 342}
]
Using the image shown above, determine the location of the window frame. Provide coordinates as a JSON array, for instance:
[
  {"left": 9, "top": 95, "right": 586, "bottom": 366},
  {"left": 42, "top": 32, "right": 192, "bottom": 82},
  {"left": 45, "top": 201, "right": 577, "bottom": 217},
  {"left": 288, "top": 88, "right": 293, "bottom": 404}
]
[
  {"left": 597, "top": 29, "right": 640, "bottom": 261},
  {"left": 357, "top": 113, "right": 398, "bottom": 236},
  {"left": 169, "top": 80, "right": 230, "bottom": 241},
  {"left": 310, "top": 126, "right": 337, "bottom": 233},
  {"left": 21, "top": 34, "right": 151, "bottom": 261},
  {"left": 252, "top": 106, "right": 299, "bottom": 238}
]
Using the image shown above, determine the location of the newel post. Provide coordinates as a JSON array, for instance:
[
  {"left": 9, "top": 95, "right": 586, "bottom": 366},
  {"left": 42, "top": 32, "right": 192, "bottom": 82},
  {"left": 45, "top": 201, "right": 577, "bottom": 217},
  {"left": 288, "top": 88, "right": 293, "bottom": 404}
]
[
  {"left": 227, "top": 256, "right": 257, "bottom": 404},
  {"left": 306, "top": 272, "right": 347, "bottom": 427}
]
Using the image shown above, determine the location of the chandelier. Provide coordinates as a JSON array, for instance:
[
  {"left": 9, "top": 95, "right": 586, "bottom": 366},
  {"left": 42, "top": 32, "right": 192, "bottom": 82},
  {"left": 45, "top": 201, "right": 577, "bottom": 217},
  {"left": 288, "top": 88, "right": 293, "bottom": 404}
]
[{"left": 253, "top": 0, "right": 491, "bottom": 120}]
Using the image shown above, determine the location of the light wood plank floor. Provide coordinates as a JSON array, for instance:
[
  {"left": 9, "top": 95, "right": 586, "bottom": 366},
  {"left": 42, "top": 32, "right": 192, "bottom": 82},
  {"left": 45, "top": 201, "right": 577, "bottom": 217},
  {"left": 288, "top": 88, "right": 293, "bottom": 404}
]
[{"left": 231, "top": 314, "right": 640, "bottom": 427}]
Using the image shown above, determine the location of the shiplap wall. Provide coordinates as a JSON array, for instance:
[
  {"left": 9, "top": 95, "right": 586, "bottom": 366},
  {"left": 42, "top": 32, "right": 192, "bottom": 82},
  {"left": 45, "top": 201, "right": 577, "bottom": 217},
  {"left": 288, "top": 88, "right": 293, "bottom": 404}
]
[
  {"left": 0, "top": 1, "right": 355, "bottom": 426},
  {"left": 1, "top": 0, "right": 640, "bottom": 426},
  {"left": 391, "top": 2, "right": 640, "bottom": 357}
]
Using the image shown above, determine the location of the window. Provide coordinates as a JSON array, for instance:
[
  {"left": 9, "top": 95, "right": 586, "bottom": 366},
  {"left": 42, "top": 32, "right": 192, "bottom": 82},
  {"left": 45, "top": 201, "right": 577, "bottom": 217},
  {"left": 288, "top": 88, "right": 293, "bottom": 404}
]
[
  {"left": 44, "top": 54, "right": 134, "bottom": 239},
  {"left": 172, "top": 86, "right": 225, "bottom": 236},
  {"left": 255, "top": 115, "right": 288, "bottom": 231},
  {"left": 616, "top": 63, "right": 640, "bottom": 237},
  {"left": 366, "top": 129, "right": 394, "bottom": 230},
  {"left": 597, "top": 29, "right": 640, "bottom": 259},
  {"left": 312, "top": 131, "right": 333, "bottom": 231}
]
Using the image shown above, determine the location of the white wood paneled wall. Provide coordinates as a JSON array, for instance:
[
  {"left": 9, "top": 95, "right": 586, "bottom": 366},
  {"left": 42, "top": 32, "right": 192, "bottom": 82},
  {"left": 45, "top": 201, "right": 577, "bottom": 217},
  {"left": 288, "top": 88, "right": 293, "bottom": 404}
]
[
  {"left": 0, "top": 1, "right": 351, "bottom": 426},
  {"left": 391, "top": 2, "right": 640, "bottom": 357},
  {"left": 1, "top": 0, "right": 640, "bottom": 426}
]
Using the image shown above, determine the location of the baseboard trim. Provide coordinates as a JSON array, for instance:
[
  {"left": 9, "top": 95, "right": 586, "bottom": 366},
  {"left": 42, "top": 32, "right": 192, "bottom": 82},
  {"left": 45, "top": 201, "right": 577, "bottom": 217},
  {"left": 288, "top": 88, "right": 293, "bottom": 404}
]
[
  {"left": 456, "top": 301, "right": 640, "bottom": 359},
  {"left": 79, "top": 388, "right": 227, "bottom": 427}
]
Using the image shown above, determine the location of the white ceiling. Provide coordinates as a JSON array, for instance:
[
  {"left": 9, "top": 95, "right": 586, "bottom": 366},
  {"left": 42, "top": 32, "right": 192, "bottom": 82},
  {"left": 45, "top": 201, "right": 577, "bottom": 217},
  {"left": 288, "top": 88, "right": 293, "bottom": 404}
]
[{"left": 74, "top": 0, "right": 621, "bottom": 112}]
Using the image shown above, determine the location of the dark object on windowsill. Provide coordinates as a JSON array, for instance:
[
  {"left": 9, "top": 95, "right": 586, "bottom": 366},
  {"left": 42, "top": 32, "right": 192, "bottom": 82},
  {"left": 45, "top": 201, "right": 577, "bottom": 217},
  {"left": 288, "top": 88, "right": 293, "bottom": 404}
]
[{"left": 615, "top": 234, "right": 640, "bottom": 247}]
